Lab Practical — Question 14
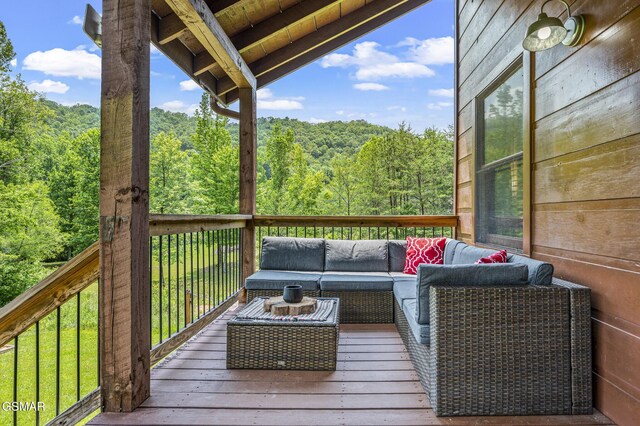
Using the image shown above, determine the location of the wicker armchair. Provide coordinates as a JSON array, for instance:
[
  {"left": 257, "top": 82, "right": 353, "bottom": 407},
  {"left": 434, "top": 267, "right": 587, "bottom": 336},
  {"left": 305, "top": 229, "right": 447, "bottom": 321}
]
[{"left": 395, "top": 278, "right": 592, "bottom": 417}]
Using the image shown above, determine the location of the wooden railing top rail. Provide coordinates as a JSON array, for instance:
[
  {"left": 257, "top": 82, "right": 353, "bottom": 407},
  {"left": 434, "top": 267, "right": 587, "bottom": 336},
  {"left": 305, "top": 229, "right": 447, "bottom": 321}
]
[
  {"left": 149, "top": 214, "right": 252, "bottom": 235},
  {"left": 0, "top": 241, "right": 99, "bottom": 347},
  {"left": 252, "top": 215, "right": 459, "bottom": 228}
]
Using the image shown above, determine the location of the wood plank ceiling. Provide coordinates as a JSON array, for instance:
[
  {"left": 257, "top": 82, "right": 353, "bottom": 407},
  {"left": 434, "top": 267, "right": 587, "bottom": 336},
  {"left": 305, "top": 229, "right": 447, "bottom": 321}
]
[{"left": 151, "top": 0, "right": 431, "bottom": 105}]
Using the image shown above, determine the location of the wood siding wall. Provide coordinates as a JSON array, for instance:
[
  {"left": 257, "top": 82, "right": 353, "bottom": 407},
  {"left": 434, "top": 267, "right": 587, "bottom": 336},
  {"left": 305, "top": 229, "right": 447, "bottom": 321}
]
[{"left": 455, "top": 1, "right": 640, "bottom": 424}]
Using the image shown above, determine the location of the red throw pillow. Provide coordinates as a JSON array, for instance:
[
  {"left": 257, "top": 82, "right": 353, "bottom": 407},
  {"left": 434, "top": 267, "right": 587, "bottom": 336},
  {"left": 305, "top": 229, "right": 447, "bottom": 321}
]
[
  {"left": 403, "top": 237, "right": 447, "bottom": 275},
  {"left": 475, "top": 249, "right": 508, "bottom": 264}
]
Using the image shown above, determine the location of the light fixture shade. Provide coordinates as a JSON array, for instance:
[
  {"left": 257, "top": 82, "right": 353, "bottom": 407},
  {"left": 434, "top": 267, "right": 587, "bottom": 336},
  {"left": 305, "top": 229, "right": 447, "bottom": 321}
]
[
  {"left": 522, "top": 13, "right": 567, "bottom": 52},
  {"left": 83, "top": 4, "right": 102, "bottom": 48}
]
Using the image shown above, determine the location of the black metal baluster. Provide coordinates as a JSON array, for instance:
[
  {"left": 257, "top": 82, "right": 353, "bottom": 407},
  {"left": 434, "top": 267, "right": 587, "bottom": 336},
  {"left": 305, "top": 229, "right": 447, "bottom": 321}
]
[
  {"left": 201, "top": 231, "right": 206, "bottom": 313},
  {"left": 77, "top": 293, "right": 81, "bottom": 401},
  {"left": 159, "top": 235, "right": 163, "bottom": 343},
  {"left": 168, "top": 234, "right": 172, "bottom": 336},
  {"left": 224, "top": 229, "right": 228, "bottom": 300},
  {"left": 313, "top": 225, "right": 317, "bottom": 238},
  {"left": 56, "top": 306, "right": 61, "bottom": 416},
  {"left": 214, "top": 230, "right": 219, "bottom": 306},
  {"left": 258, "top": 226, "right": 262, "bottom": 265},
  {"left": 176, "top": 233, "right": 180, "bottom": 332},
  {"left": 237, "top": 229, "right": 241, "bottom": 292},
  {"left": 97, "top": 278, "right": 100, "bottom": 386},
  {"left": 208, "top": 230, "right": 212, "bottom": 312},
  {"left": 196, "top": 231, "right": 200, "bottom": 319},
  {"left": 190, "top": 233, "right": 194, "bottom": 322},
  {"left": 13, "top": 336, "right": 18, "bottom": 425},
  {"left": 183, "top": 233, "right": 187, "bottom": 327},
  {"left": 35, "top": 321, "right": 40, "bottom": 426},
  {"left": 149, "top": 237, "right": 153, "bottom": 344}
]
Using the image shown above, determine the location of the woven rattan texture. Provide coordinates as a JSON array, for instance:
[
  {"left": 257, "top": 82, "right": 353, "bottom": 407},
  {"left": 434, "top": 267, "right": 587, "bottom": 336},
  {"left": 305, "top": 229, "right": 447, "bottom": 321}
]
[{"left": 321, "top": 291, "right": 393, "bottom": 323}]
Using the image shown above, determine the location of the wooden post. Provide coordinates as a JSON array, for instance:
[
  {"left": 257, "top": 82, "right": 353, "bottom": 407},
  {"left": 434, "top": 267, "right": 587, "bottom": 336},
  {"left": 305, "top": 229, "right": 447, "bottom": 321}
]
[
  {"left": 239, "top": 87, "right": 257, "bottom": 302},
  {"left": 99, "top": 0, "right": 151, "bottom": 412}
]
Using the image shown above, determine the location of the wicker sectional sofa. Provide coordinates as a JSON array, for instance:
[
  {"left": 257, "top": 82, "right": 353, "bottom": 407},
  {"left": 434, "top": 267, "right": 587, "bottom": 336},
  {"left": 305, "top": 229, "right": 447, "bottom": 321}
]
[{"left": 244, "top": 237, "right": 593, "bottom": 416}]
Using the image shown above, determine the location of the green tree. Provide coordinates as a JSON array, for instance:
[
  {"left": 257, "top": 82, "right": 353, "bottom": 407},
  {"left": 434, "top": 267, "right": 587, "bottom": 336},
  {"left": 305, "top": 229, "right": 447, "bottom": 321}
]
[
  {"left": 150, "top": 131, "right": 192, "bottom": 214},
  {"left": 190, "top": 95, "right": 239, "bottom": 214},
  {"left": 0, "top": 181, "right": 65, "bottom": 305},
  {"left": 285, "top": 144, "right": 326, "bottom": 215},
  {"left": 326, "top": 154, "right": 357, "bottom": 215},
  {"left": 260, "top": 124, "right": 293, "bottom": 214},
  {"left": 48, "top": 129, "right": 100, "bottom": 257}
]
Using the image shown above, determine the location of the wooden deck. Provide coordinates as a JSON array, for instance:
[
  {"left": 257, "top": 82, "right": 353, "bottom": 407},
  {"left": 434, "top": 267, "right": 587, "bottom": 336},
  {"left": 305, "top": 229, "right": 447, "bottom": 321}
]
[{"left": 90, "top": 304, "right": 614, "bottom": 425}]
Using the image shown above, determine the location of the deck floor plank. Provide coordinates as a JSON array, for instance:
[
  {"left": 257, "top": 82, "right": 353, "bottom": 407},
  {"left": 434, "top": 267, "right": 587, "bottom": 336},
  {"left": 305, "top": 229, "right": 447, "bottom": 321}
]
[{"left": 90, "top": 304, "right": 614, "bottom": 426}]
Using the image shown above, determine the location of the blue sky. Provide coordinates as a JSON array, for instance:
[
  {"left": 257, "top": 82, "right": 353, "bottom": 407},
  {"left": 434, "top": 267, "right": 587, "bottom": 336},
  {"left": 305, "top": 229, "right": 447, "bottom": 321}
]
[{"left": 2, "top": 0, "right": 454, "bottom": 131}]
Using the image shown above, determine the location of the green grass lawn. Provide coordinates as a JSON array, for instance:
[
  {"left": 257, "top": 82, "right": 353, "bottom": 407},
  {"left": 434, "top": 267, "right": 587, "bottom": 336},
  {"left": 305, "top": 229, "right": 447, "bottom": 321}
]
[{"left": 1, "top": 239, "right": 241, "bottom": 425}]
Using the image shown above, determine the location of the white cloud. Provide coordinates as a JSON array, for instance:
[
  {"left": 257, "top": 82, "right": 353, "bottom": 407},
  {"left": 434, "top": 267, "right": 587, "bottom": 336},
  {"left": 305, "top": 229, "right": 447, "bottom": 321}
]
[
  {"left": 159, "top": 100, "right": 198, "bottom": 115},
  {"left": 259, "top": 99, "right": 303, "bottom": 110},
  {"left": 335, "top": 110, "right": 345, "bottom": 116},
  {"left": 28, "top": 79, "right": 70, "bottom": 94},
  {"left": 257, "top": 88, "right": 273, "bottom": 100},
  {"left": 68, "top": 16, "right": 83, "bottom": 25},
  {"left": 10, "top": 58, "right": 17, "bottom": 67},
  {"left": 308, "top": 118, "right": 327, "bottom": 124},
  {"left": 320, "top": 41, "right": 434, "bottom": 81},
  {"left": 387, "top": 105, "right": 407, "bottom": 112},
  {"left": 150, "top": 44, "right": 161, "bottom": 55},
  {"left": 400, "top": 36, "right": 454, "bottom": 65},
  {"left": 23, "top": 48, "right": 101, "bottom": 79},
  {"left": 429, "top": 88, "right": 454, "bottom": 98},
  {"left": 256, "top": 88, "right": 304, "bottom": 110},
  {"left": 179, "top": 79, "right": 200, "bottom": 91},
  {"left": 353, "top": 82, "right": 389, "bottom": 91},
  {"left": 427, "top": 101, "right": 453, "bottom": 110}
]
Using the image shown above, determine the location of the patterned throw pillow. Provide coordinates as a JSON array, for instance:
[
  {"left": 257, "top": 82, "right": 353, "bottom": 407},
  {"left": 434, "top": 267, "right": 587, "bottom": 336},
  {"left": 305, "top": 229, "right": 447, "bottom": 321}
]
[
  {"left": 403, "top": 237, "right": 447, "bottom": 275},
  {"left": 475, "top": 249, "right": 508, "bottom": 264}
]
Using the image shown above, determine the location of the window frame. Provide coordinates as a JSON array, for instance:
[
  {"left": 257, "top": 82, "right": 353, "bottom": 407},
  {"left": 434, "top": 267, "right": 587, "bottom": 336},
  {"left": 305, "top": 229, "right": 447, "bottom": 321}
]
[{"left": 473, "top": 56, "right": 531, "bottom": 253}]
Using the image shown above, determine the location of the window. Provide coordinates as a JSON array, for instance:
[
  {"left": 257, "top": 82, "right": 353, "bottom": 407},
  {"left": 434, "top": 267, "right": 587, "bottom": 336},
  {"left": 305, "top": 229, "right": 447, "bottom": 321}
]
[{"left": 475, "top": 66, "right": 524, "bottom": 250}]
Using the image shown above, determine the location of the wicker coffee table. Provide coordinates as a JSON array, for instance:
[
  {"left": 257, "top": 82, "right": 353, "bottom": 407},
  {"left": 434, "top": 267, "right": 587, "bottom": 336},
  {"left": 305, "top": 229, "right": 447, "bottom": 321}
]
[{"left": 227, "top": 297, "right": 340, "bottom": 370}]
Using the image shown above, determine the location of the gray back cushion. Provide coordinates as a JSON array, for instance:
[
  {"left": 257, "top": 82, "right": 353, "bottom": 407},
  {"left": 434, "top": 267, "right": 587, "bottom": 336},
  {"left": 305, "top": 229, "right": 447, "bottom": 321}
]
[
  {"left": 508, "top": 253, "right": 554, "bottom": 286},
  {"left": 388, "top": 240, "right": 406, "bottom": 272},
  {"left": 449, "top": 240, "right": 554, "bottom": 286},
  {"left": 325, "top": 239, "right": 389, "bottom": 272},
  {"left": 415, "top": 263, "right": 529, "bottom": 324},
  {"left": 260, "top": 237, "right": 324, "bottom": 271},
  {"left": 443, "top": 238, "right": 462, "bottom": 264},
  {"left": 450, "top": 242, "right": 498, "bottom": 265}
]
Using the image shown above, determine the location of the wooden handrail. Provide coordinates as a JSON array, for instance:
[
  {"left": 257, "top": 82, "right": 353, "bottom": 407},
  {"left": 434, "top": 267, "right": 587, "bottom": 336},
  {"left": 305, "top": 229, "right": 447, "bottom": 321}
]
[
  {"left": 149, "top": 214, "right": 251, "bottom": 235},
  {"left": 0, "top": 242, "right": 100, "bottom": 347},
  {"left": 252, "top": 215, "right": 459, "bottom": 228}
]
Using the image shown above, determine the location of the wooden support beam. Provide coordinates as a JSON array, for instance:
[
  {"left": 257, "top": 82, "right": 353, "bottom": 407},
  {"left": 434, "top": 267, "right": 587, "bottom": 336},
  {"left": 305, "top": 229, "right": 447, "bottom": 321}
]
[
  {"left": 165, "top": 0, "right": 256, "bottom": 88},
  {"left": 220, "top": 0, "right": 429, "bottom": 99},
  {"left": 231, "top": 0, "right": 342, "bottom": 52},
  {"left": 158, "top": 13, "right": 188, "bottom": 44},
  {"left": 100, "top": 0, "right": 151, "bottom": 412},
  {"left": 151, "top": 14, "right": 218, "bottom": 93},
  {"left": 206, "top": 0, "right": 241, "bottom": 14},
  {"left": 239, "top": 87, "right": 257, "bottom": 302},
  {"left": 193, "top": 51, "right": 216, "bottom": 75}
]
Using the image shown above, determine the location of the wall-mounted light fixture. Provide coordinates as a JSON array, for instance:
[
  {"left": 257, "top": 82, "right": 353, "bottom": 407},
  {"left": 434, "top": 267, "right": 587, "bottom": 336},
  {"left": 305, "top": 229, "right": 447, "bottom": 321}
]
[
  {"left": 522, "top": 0, "right": 585, "bottom": 52},
  {"left": 83, "top": 4, "right": 102, "bottom": 48}
]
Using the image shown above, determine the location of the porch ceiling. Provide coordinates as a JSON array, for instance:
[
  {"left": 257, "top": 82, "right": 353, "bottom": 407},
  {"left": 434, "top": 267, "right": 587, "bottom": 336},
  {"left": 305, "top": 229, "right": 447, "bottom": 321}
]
[{"left": 150, "top": 0, "right": 431, "bottom": 105}]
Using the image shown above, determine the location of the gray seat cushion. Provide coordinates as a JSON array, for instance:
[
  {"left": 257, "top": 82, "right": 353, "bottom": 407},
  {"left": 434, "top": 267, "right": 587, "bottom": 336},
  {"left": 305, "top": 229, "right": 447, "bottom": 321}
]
[
  {"left": 402, "top": 298, "right": 430, "bottom": 345},
  {"left": 392, "top": 275, "right": 416, "bottom": 305},
  {"left": 320, "top": 272, "right": 393, "bottom": 291},
  {"left": 260, "top": 237, "right": 325, "bottom": 271},
  {"left": 416, "top": 263, "right": 529, "bottom": 324},
  {"left": 324, "top": 240, "right": 388, "bottom": 272},
  {"left": 448, "top": 240, "right": 554, "bottom": 286},
  {"left": 245, "top": 270, "right": 321, "bottom": 291},
  {"left": 388, "top": 240, "right": 407, "bottom": 272}
]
